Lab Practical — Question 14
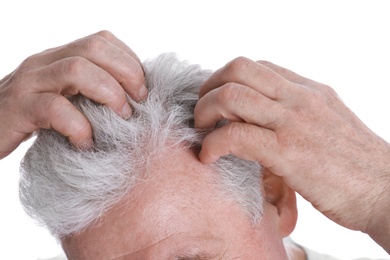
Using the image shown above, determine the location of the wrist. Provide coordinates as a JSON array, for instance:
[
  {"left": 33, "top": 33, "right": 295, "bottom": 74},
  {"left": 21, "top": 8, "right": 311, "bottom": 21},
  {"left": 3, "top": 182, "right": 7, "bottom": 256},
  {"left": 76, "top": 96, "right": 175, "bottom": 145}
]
[{"left": 365, "top": 148, "right": 390, "bottom": 253}]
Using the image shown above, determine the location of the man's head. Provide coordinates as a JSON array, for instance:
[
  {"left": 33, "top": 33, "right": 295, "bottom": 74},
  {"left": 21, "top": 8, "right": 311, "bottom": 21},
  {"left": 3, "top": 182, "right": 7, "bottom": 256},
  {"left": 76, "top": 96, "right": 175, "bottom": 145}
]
[{"left": 20, "top": 54, "right": 297, "bottom": 259}]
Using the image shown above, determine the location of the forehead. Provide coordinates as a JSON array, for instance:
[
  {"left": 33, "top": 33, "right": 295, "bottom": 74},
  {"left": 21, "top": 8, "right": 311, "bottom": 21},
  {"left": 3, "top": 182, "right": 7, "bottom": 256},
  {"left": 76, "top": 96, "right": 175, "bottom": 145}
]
[
  {"left": 126, "top": 149, "right": 235, "bottom": 242},
  {"left": 64, "top": 148, "right": 244, "bottom": 258}
]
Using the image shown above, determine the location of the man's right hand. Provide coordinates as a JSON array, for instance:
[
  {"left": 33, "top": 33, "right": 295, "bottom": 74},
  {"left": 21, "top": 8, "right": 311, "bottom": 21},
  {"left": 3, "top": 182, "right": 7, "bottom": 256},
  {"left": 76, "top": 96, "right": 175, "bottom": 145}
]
[{"left": 0, "top": 30, "right": 147, "bottom": 159}]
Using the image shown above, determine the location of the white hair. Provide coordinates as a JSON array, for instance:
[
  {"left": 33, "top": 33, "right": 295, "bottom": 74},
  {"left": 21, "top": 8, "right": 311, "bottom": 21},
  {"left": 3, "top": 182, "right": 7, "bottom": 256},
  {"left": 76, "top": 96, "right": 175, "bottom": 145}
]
[{"left": 19, "top": 53, "right": 263, "bottom": 239}]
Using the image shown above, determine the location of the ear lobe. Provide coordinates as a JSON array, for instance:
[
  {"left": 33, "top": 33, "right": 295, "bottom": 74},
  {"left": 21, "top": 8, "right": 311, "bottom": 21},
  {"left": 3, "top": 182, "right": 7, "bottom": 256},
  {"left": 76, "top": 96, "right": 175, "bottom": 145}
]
[{"left": 263, "top": 168, "right": 298, "bottom": 237}]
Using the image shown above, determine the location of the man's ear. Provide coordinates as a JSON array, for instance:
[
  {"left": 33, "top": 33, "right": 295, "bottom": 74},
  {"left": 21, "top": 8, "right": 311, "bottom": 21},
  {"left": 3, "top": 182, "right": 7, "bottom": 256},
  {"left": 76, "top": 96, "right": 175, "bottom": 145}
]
[{"left": 262, "top": 168, "right": 298, "bottom": 237}]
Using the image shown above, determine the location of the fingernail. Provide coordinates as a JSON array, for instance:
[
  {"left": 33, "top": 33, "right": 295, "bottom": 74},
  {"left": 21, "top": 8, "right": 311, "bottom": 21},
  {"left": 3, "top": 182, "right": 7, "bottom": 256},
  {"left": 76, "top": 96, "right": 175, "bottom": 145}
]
[
  {"left": 121, "top": 103, "right": 132, "bottom": 119},
  {"left": 199, "top": 150, "right": 213, "bottom": 164},
  {"left": 138, "top": 84, "right": 148, "bottom": 101}
]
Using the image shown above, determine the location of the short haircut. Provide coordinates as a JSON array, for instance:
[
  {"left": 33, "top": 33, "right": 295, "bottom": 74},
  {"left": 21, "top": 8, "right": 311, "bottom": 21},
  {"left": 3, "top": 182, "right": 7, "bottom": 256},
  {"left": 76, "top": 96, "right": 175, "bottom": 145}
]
[{"left": 19, "top": 53, "right": 263, "bottom": 239}]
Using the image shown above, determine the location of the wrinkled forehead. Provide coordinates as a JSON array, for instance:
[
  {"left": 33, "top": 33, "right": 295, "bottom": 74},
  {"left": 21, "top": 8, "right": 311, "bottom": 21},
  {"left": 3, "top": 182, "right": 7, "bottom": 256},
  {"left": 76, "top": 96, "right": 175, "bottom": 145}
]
[{"left": 62, "top": 148, "right": 239, "bottom": 259}]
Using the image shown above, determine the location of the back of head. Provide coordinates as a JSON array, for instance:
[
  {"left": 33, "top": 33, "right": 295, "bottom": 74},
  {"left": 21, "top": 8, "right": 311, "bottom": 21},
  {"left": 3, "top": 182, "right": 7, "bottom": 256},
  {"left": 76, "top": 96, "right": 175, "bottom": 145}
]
[{"left": 19, "top": 53, "right": 263, "bottom": 239}]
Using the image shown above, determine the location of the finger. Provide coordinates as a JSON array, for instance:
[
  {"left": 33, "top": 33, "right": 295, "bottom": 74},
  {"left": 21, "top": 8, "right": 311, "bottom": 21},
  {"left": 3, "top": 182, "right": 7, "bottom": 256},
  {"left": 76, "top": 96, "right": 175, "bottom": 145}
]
[
  {"left": 194, "top": 82, "right": 285, "bottom": 129},
  {"left": 34, "top": 57, "right": 132, "bottom": 119},
  {"left": 198, "top": 122, "right": 280, "bottom": 169},
  {"left": 199, "top": 57, "right": 292, "bottom": 100},
  {"left": 27, "top": 93, "right": 93, "bottom": 149},
  {"left": 84, "top": 31, "right": 147, "bottom": 100},
  {"left": 34, "top": 32, "right": 147, "bottom": 101},
  {"left": 94, "top": 30, "right": 143, "bottom": 65},
  {"left": 257, "top": 60, "right": 325, "bottom": 89}
]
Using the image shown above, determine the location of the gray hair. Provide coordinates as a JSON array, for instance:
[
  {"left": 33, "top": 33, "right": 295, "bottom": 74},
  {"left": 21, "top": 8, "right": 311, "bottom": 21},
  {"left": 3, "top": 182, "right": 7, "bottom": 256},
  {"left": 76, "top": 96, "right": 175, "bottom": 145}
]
[{"left": 19, "top": 53, "right": 263, "bottom": 239}]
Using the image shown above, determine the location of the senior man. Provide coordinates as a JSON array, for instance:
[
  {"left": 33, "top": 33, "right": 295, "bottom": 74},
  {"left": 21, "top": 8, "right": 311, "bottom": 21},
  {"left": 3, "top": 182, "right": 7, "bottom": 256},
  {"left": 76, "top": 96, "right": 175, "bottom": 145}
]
[
  {"left": 0, "top": 29, "right": 387, "bottom": 259},
  {"left": 20, "top": 53, "right": 314, "bottom": 259},
  {"left": 19, "top": 52, "right": 389, "bottom": 260},
  {"left": 2, "top": 31, "right": 389, "bottom": 256}
]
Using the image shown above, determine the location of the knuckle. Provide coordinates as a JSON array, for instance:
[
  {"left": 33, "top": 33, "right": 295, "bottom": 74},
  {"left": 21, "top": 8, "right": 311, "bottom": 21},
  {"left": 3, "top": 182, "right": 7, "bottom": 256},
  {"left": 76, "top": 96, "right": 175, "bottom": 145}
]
[
  {"left": 95, "top": 30, "right": 115, "bottom": 40},
  {"left": 126, "top": 64, "right": 145, "bottom": 85},
  {"left": 303, "top": 89, "right": 322, "bottom": 104},
  {"left": 93, "top": 74, "right": 125, "bottom": 103},
  {"left": 45, "top": 95, "right": 64, "bottom": 119},
  {"left": 308, "top": 84, "right": 339, "bottom": 107},
  {"left": 79, "top": 35, "right": 107, "bottom": 55},
  {"left": 226, "top": 56, "right": 252, "bottom": 77},
  {"left": 105, "top": 86, "right": 124, "bottom": 103},
  {"left": 61, "top": 57, "right": 87, "bottom": 77},
  {"left": 256, "top": 60, "right": 273, "bottom": 67},
  {"left": 216, "top": 83, "right": 238, "bottom": 105},
  {"left": 226, "top": 122, "right": 245, "bottom": 142},
  {"left": 18, "top": 54, "right": 42, "bottom": 72},
  {"left": 320, "top": 84, "right": 338, "bottom": 98},
  {"left": 20, "top": 55, "right": 36, "bottom": 68},
  {"left": 302, "top": 89, "right": 331, "bottom": 112}
]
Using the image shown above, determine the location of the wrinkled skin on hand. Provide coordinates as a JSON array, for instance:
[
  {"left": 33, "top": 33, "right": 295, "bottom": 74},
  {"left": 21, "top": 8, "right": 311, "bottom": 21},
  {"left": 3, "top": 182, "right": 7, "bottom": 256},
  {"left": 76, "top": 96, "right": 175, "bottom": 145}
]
[
  {"left": 195, "top": 57, "right": 390, "bottom": 252},
  {"left": 0, "top": 31, "right": 146, "bottom": 159}
]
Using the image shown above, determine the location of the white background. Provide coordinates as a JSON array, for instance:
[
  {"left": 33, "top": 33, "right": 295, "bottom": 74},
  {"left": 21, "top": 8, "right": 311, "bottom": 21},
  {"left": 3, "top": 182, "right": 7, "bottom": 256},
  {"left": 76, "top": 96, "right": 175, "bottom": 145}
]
[{"left": 1, "top": 1, "right": 389, "bottom": 259}]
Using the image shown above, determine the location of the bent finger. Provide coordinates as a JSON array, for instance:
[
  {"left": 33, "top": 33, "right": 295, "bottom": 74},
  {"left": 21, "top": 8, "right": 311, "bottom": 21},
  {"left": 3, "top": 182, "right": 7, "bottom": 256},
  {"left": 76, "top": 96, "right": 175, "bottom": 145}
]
[
  {"left": 33, "top": 32, "right": 146, "bottom": 101},
  {"left": 93, "top": 30, "right": 143, "bottom": 65},
  {"left": 198, "top": 122, "right": 280, "bottom": 168},
  {"left": 199, "top": 57, "right": 292, "bottom": 100},
  {"left": 28, "top": 93, "right": 93, "bottom": 149},
  {"left": 34, "top": 57, "right": 132, "bottom": 119},
  {"left": 195, "top": 83, "right": 285, "bottom": 129}
]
